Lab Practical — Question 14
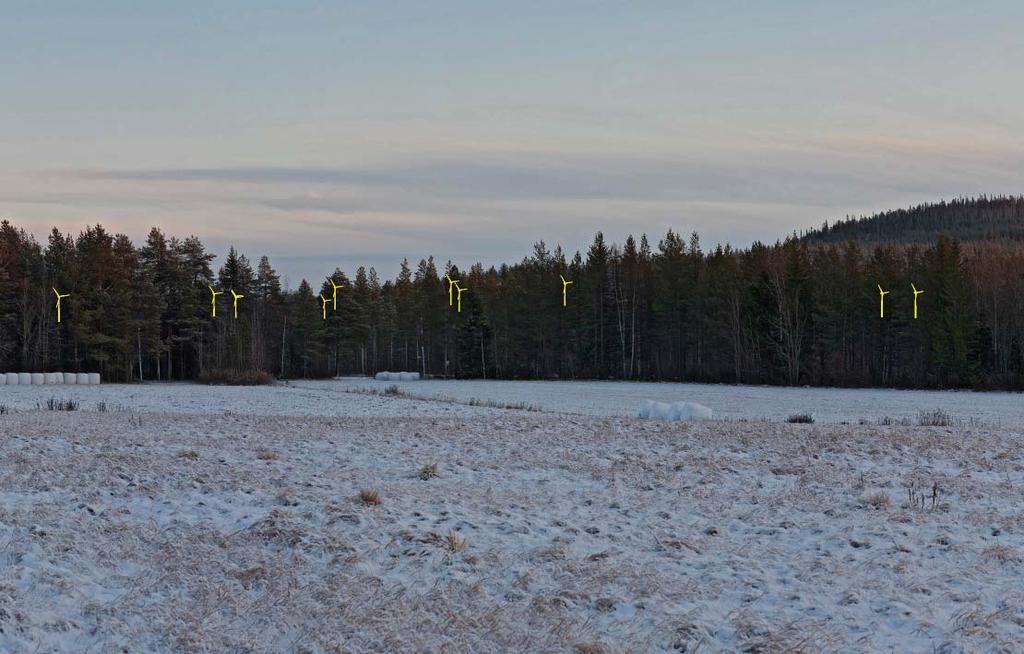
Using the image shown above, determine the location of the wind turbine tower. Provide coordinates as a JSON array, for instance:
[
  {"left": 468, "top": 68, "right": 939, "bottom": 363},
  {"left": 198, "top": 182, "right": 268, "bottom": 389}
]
[
  {"left": 454, "top": 282, "right": 467, "bottom": 313},
  {"left": 230, "top": 289, "right": 244, "bottom": 319},
  {"left": 877, "top": 284, "right": 890, "bottom": 319},
  {"left": 445, "top": 274, "right": 460, "bottom": 308},
  {"left": 326, "top": 277, "right": 343, "bottom": 311},
  {"left": 52, "top": 287, "right": 70, "bottom": 323},
  {"left": 208, "top": 285, "right": 223, "bottom": 317},
  {"left": 560, "top": 274, "right": 573, "bottom": 307}
]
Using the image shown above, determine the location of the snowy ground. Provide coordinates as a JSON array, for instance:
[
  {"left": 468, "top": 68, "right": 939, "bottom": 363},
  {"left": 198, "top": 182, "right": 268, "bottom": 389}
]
[
  {"left": 0, "top": 381, "right": 497, "bottom": 419},
  {"left": 1, "top": 377, "right": 1020, "bottom": 425},
  {"left": 1, "top": 382, "right": 1023, "bottom": 651},
  {"left": 322, "top": 377, "right": 1024, "bottom": 426}
]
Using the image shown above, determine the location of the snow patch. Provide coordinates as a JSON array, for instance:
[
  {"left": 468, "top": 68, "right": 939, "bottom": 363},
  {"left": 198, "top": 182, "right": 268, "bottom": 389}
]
[{"left": 638, "top": 399, "right": 713, "bottom": 421}]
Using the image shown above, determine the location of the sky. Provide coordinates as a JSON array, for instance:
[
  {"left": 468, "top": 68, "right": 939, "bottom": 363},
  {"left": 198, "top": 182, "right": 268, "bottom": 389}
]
[{"left": 3, "top": 1, "right": 1023, "bottom": 286}]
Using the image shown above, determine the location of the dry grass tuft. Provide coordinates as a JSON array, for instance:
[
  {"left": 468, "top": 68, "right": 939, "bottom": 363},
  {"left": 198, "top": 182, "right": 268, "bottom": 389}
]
[
  {"left": 862, "top": 492, "right": 891, "bottom": 509},
  {"left": 466, "top": 397, "right": 542, "bottom": 411},
  {"left": 358, "top": 489, "right": 383, "bottom": 506},
  {"left": 574, "top": 643, "right": 608, "bottom": 654},
  {"left": 255, "top": 449, "right": 279, "bottom": 461},
  {"left": 952, "top": 606, "right": 1014, "bottom": 638},
  {"left": 443, "top": 529, "right": 467, "bottom": 552},
  {"left": 43, "top": 397, "right": 79, "bottom": 411},
  {"left": 426, "top": 529, "right": 467, "bottom": 552},
  {"left": 231, "top": 565, "right": 268, "bottom": 588},
  {"left": 918, "top": 408, "right": 952, "bottom": 427},
  {"left": 786, "top": 413, "right": 815, "bottom": 424},
  {"left": 250, "top": 509, "right": 306, "bottom": 546},
  {"left": 177, "top": 449, "right": 200, "bottom": 460},
  {"left": 418, "top": 463, "right": 440, "bottom": 480},
  {"left": 982, "top": 544, "right": 1021, "bottom": 564}
]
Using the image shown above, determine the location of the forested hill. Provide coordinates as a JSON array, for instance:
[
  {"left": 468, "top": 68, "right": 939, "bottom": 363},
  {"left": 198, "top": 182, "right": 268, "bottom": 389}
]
[{"left": 802, "top": 195, "right": 1024, "bottom": 244}]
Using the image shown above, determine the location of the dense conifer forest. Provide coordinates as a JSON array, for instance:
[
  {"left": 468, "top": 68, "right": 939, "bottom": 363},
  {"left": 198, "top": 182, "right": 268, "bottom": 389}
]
[
  {"left": 803, "top": 195, "right": 1024, "bottom": 244},
  {"left": 2, "top": 196, "right": 1023, "bottom": 389}
]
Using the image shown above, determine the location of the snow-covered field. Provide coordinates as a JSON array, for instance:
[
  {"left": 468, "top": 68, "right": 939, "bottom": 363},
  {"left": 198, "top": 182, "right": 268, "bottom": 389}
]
[
  {"left": 1, "top": 381, "right": 1023, "bottom": 651},
  {"left": 324, "top": 377, "right": 1024, "bottom": 426},
  {"left": 1, "top": 377, "right": 1020, "bottom": 425}
]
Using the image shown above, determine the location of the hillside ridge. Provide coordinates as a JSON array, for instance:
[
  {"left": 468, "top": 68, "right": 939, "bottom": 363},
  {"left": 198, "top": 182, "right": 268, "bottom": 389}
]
[{"left": 802, "top": 195, "right": 1024, "bottom": 244}]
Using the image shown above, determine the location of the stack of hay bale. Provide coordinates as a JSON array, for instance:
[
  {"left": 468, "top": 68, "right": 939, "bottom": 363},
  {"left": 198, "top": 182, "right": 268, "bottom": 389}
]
[
  {"left": 0, "top": 372, "right": 101, "bottom": 385},
  {"left": 373, "top": 371, "right": 421, "bottom": 381},
  {"left": 638, "top": 399, "right": 713, "bottom": 421}
]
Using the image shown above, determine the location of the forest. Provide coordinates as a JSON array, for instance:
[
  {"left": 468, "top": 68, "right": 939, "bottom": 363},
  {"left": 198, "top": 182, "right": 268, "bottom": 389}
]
[
  {"left": 803, "top": 195, "right": 1024, "bottom": 245},
  {"left": 1, "top": 197, "right": 1024, "bottom": 389}
]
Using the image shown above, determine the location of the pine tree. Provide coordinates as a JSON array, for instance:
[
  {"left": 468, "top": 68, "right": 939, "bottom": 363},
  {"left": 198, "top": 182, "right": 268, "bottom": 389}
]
[
  {"left": 253, "top": 256, "right": 283, "bottom": 374},
  {"left": 217, "top": 246, "right": 255, "bottom": 369},
  {"left": 927, "top": 236, "right": 978, "bottom": 386}
]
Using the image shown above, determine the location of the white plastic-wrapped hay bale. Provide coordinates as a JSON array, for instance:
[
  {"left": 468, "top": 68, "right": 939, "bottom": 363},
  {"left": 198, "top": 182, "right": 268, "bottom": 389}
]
[
  {"left": 50, "top": 372, "right": 64, "bottom": 384},
  {"left": 638, "top": 400, "right": 674, "bottom": 420},
  {"left": 5, "top": 373, "right": 17, "bottom": 385},
  {"left": 18, "top": 373, "right": 30, "bottom": 385},
  {"left": 88, "top": 373, "right": 101, "bottom": 385},
  {"left": 376, "top": 371, "right": 419, "bottom": 381},
  {"left": 671, "top": 401, "right": 713, "bottom": 421},
  {"left": 76, "top": 373, "right": 89, "bottom": 385},
  {"left": 31, "top": 373, "right": 45, "bottom": 385},
  {"left": 0, "top": 374, "right": 6, "bottom": 386},
  {"left": 638, "top": 399, "right": 655, "bottom": 418},
  {"left": 64, "top": 372, "right": 77, "bottom": 385},
  {"left": 638, "top": 399, "right": 713, "bottom": 422}
]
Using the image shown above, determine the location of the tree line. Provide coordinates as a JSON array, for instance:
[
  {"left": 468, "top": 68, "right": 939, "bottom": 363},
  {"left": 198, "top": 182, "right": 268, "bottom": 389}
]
[{"left": 1, "top": 218, "right": 1022, "bottom": 389}]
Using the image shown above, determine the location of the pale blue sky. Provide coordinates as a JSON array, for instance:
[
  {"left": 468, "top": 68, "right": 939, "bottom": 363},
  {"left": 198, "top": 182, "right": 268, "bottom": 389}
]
[{"left": 3, "top": 1, "right": 1023, "bottom": 284}]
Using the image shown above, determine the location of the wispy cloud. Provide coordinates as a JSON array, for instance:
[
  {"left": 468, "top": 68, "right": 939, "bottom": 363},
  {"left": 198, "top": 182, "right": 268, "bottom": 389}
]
[
  {"left": 68, "top": 158, "right": 630, "bottom": 201},
  {"left": 63, "top": 140, "right": 1005, "bottom": 208}
]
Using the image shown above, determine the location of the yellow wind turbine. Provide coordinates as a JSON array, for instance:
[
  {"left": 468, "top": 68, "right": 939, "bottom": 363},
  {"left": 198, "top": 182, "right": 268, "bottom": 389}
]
[
  {"left": 326, "top": 277, "right": 343, "bottom": 311},
  {"left": 911, "top": 283, "right": 924, "bottom": 320},
  {"left": 454, "top": 281, "right": 467, "bottom": 313},
  {"left": 445, "top": 274, "right": 460, "bottom": 307},
  {"left": 560, "top": 274, "right": 573, "bottom": 307},
  {"left": 52, "top": 287, "right": 70, "bottom": 323},
  {"left": 230, "top": 289, "right": 244, "bottom": 319},
  {"left": 320, "top": 294, "right": 329, "bottom": 320},
  {"left": 208, "top": 285, "right": 223, "bottom": 317},
  {"left": 877, "top": 284, "right": 890, "bottom": 319}
]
